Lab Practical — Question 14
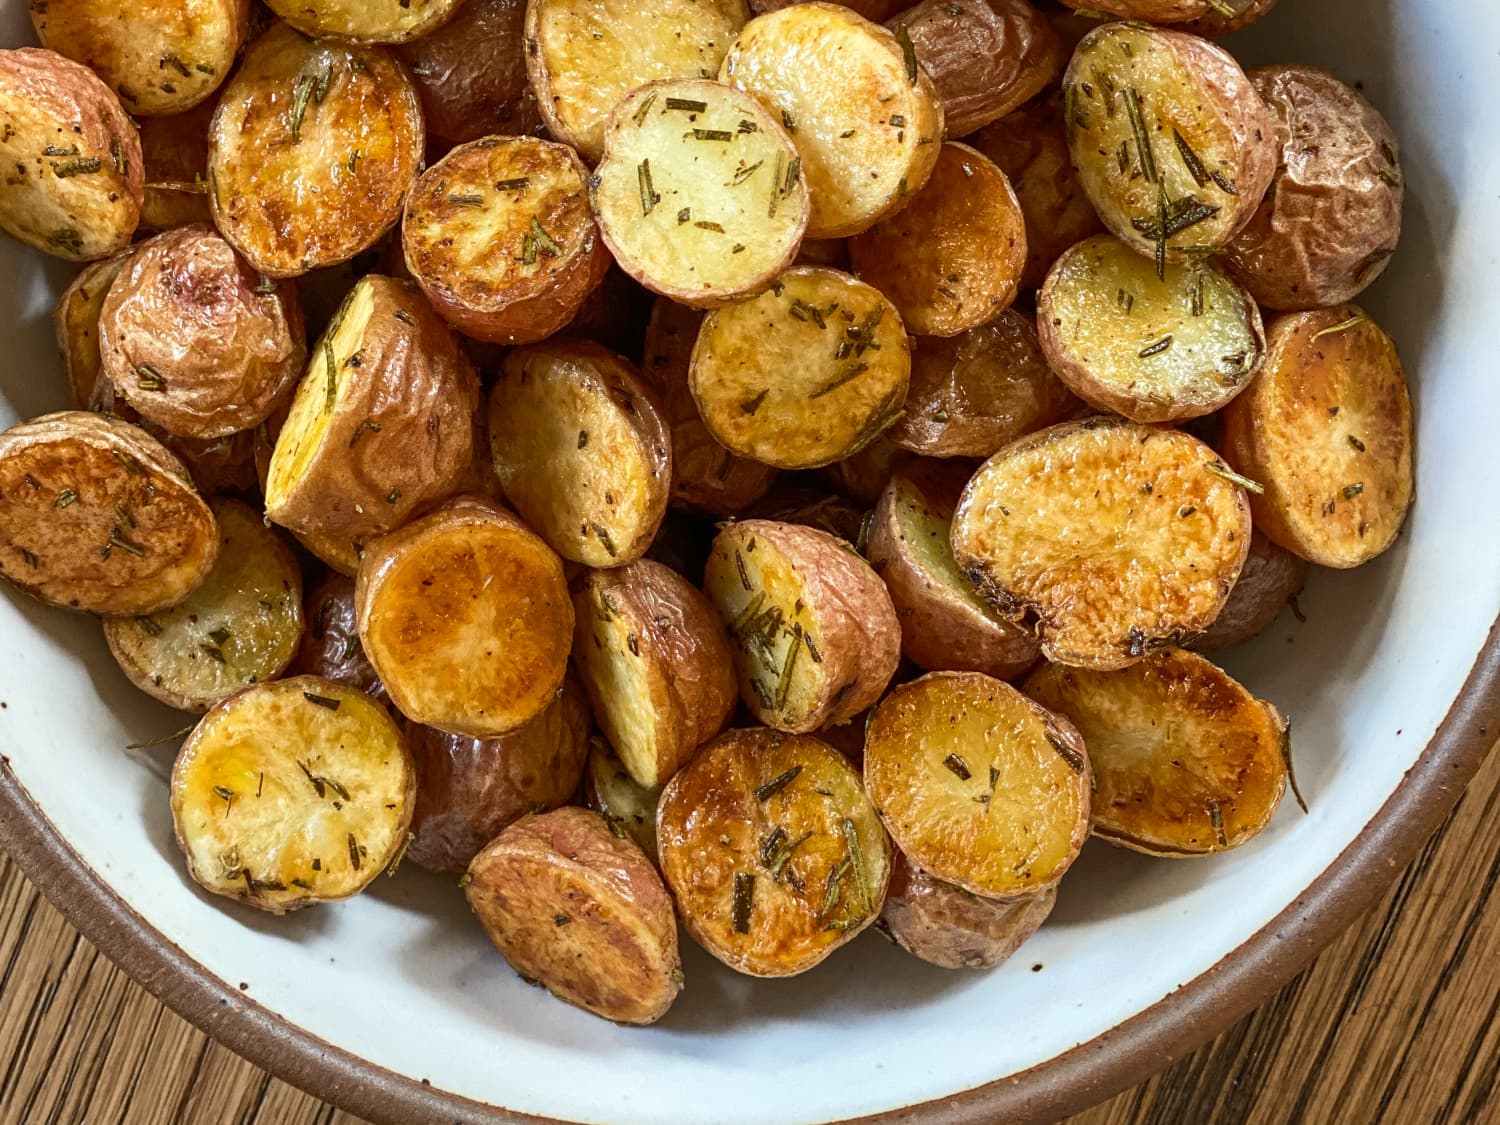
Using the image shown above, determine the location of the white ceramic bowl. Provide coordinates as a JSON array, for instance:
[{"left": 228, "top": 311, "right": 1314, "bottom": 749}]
[{"left": 3, "top": 3, "right": 1499, "bottom": 1122}]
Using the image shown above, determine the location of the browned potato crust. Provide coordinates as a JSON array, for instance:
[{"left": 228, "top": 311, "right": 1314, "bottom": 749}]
[
  {"left": 882, "top": 850, "right": 1056, "bottom": 969},
  {"left": 55, "top": 251, "right": 132, "bottom": 409},
  {"left": 657, "top": 727, "right": 891, "bottom": 976},
  {"left": 291, "top": 573, "right": 388, "bottom": 703},
  {"left": 821, "top": 435, "right": 913, "bottom": 506},
  {"left": 264, "top": 0, "right": 464, "bottom": 44},
  {"left": 466, "top": 807, "right": 682, "bottom": 1024},
  {"left": 137, "top": 102, "right": 215, "bottom": 231},
  {"left": 1190, "top": 531, "right": 1306, "bottom": 653},
  {"left": 584, "top": 738, "right": 663, "bottom": 862},
  {"left": 1220, "top": 306, "right": 1413, "bottom": 569},
  {"left": 1178, "top": 0, "right": 1278, "bottom": 36},
  {"left": 1025, "top": 649, "right": 1289, "bottom": 855}
]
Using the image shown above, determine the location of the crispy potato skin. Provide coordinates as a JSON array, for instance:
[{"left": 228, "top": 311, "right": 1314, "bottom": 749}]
[
  {"left": 584, "top": 738, "right": 663, "bottom": 862},
  {"left": 137, "top": 101, "right": 216, "bottom": 231},
  {"left": 0, "top": 412, "right": 218, "bottom": 615},
  {"left": 1220, "top": 306, "right": 1414, "bottom": 569},
  {"left": 1190, "top": 531, "right": 1306, "bottom": 653},
  {"left": 290, "top": 573, "right": 388, "bottom": 704},
  {"left": 882, "top": 851, "right": 1056, "bottom": 969},
  {"left": 1224, "top": 65, "right": 1403, "bottom": 311},
  {"left": 264, "top": 0, "right": 465, "bottom": 44},
  {"left": 466, "top": 807, "right": 682, "bottom": 1024},
  {"left": 1179, "top": 0, "right": 1278, "bottom": 36},
  {"left": 56, "top": 251, "right": 133, "bottom": 409},
  {"left": 0, "top": 48, "right": 143, "bottom": 261}
]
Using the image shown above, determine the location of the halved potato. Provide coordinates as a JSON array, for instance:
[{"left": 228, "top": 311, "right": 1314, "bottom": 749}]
[
  {"left": 951, "top": 418, "right": 1251, "bottom": 670},
  {"left": 863, "top": 670, "right": 1089, "bottom": 898},
  {"left": 721, "top": 3, "right": 944, "bottom": 238},
  {"left": 356, "top": 497, "right": 575, "bottom": 738},
  {"left": 55, "top": 250, "right": 133, "bottom": 409},
  {"left": 403, "top": 136, "right": 609, "bottom": 344},
  {"left": 591, "top": 78, "right": 808, "bottom": 308},
  {"left": 1025, "top": 648, "right": 1289, "bottom": 855},
  {"left": 1179, "top": 0, "right": 1277, "bottom": 36},
  {"left": 264, "top": 0, "right": 463, "bottom": 43},
  {"left": 656, "top": 727, "right": 891, "bottom": 976},
  {"left": 0, "top": 411, "right": 218, "bottom": 615},
  {"left": 690, "top": 266, "right": 910, "bottom": 470},
  {"left": 1220, "top": 305, "right": 1413, "bottom": 569},
  {"left": 136, "top": 101, "right": 215, "bottom": 232},
  {"left": 488, "top": 339, "right": 672, "bottom": 568},
  {"left": 703, "top": 519, "right": 901, "bottom": 731},
  {"left": 207, "top": 24, "right": 424, "bottom": 276},
  {"left": 1190, "top": 531, "right": 1306, "bottom": 653},
  {"left": 820, "top": 434, "right": 912, "bottom": 507},
  {"left": 104, "top": 500, "right": 303, "bottom": 713},
  {"left": 584, "top": 737, "right": 663, "bottom": 862},
  {"left": 290, "top": 573, "right": 387, "bottom": 704}
]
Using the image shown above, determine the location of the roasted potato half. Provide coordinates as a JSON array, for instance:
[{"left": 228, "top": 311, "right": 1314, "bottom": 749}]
[
  {"left": 690, "top": 266, "right": 910, "bottom": 470},
  {"left": 1063, "top": 23, "right": 1275, "bottom": 269},
  {"left": 1190, "top": 531, "right": 1306, "bottom": 653},
  {"left": 55, "top": 251, "right": 132, "bottom": 409},
  {"left": 864, "top": 671, "right": 1089, "bottom": 898},
  {"left": 489, "top": 340, "right": 672, "bottom": 568},
  {"left": 721, "top": 3, "right": 944, "bottom": 238},
  {"left": 207, "top": 24, "right": 424, "bottom": 276},
  {"left": 573, "top": 560, "right": 737, "bottom": 789},
  {"left": 356, "top": 497, "right": 575, "bottom": 738},
  {"left": 592, "top": 79, "right": 808, "bottom": 308},
  {"left": 171, "top": 675, "right": 416, "bottom": 913},
  {"left": 136, "top": 101, "right": 215, "bottom": 232},
  {"left": 1220, "top": 306, "right": 1414, "bottom": 569},
  {"left": 657, "top": 727, "right": 891, "bottom": 976},
  {"left": 263, "top": 0, "right": 463, "bottom": 43},
  {"left": 104, "top": 500, "right": 303, "bottom": 713},
  {"left": 1179, "top": 0, "right": 1277, "bottom": 36},
  {"left": 0, "top": 47, "right": 143, "bottom": 261},
  {"left": 585, "top": 737, "right": 663, "bottom": 862},
  {"left": 291, "top": 573, "right": 388, "bottom": 703},
  {"left": 703, "top": 519, "right": 901, "bottom": 732},
  {"left": 0, "top": 412, "right": 218, "bottom": 615},
  {"left": 951, "top": 418, "right": 1252, "bottom": 670},
  {"left": 1025, "top": 648, "right": 1289, "bottom": 855}
]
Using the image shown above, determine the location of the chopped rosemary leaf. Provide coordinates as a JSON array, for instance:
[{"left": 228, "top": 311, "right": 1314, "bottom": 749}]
[
  {"left": 348, "top": 832, "right": 362, "bottom": 870},
  {"left": 54, "top": 489, "right": 77, "bottom": 509},
  {"left": 732, "top": 871, "right": 754, "bottom": 933},
  {"left": 1343, "top": 481, "right": 1365, "bottom": 500},
  {"left": 530, "top": 217, "right": 562, "bottom": 256},
  {"left": 843, "top": 819, "right": 871, "bottom": 913},
  {"left": 1123, "top": 89, "right": 1158, "bottom": 183},
  {"left": 1138, "top": 335, "right": 1173, "bottom": 358},
  {"left": 1310, "top": 313, "right": 1367, "bottom": 342},
  {"left": 942, "top": 753, "right": 971, "bottom": 780},
  {"left": 740, "top": 389, "right": 768, "bottom": 415},
  {"left": 495, "top": 176, "right": 529, "bottom": 191},
  {"left": 1207, "top": 799, "right": 1227, "bottom": 846},
  {"left": 692, "top": 128, "right": 733, "bottom": 142},
  {"left": 1348, "top": 435, "right": 1366, "bottom": 452},
  {"left": 52, "top": 157, "right": 102, "bottom": 178},
  {"left": 322, "top": 340, "right": 338, "bottom": 413},
  {"left": 446, "top": 192, "right": 484, "bottom": 207},
  {"left": 1203, "top": 461, "right": 1265, "bottom": 494},
  {"left": 808, "top": 362, "right": 868, "bottom": 399},
  {"left": 896, "top": 23, "right": 918, "bottom": 84},
  {"left": 137, "top": 366, "right": 166, "bottom": 391},
  {"left": 694, "top": 220, "right": 725, "bottom": 233},
  {"left": 303, "top": 692, "right": 341, "bottom": 710},
  {"left": 665, "top": 97, "right": 709, "bottom": 113},
  {"left": 754, "top": 766, "right": 802, "bottom": 802},
  {"left": 290, "top": 73, "right": 317, "bottom": 143},
  {"left": 1172, "top": 130, "right": 1209, "bottom": 187},
  {"left": 638, "top": 159, "right": 660, "bottom": 216},
  {"left": 1048, "top": 732, "right": 1085, "bottom": 774},
  {"left": 632, "top": 91, "right": 659, "bottom": 127}
]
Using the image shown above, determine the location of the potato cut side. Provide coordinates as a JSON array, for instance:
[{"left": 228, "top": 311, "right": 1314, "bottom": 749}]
[
  {"left": 690, "top": 266, "right": 910, "bottom": 470},
  {"left": 403, "top": 136, "right": 608, "bottom": 344},
  {"left": 1025, "top": 649, "right": 1289, "bottom": 855},
  {"left": 264, "top": 0, "right": 464, "bottom": 43},
  {"left": 951, "top": 418, "right": 1251, "bottom": 670},
  {"left": 592, "top": 79, "right": 808, "bottom": 308},
  {"left": 55, "top": 251, "right": 132, "bottom": 409},
  {"left": 863, "top": 671, "right": 1089, "bottom": 898},
  {"left": 721, "top": 3, "right": 944, "bottom": 238},
  {"left": 1220, "top": 306, "right": 1413, "bottom": 569},
  {"left": 526, "top": 0, "right": 750, "bottom": 163},
  {"left": 657, "top": 728, "right": 891, "bottom": 977},
  {"left": 585, "top": 737, "right": 663, "bottom": 862},
  {"left": 1190, "top": 531, "right": 1306, "bottom": 653},
  {"left": 704, "top": 519, "right": 900, "bottom": 732},
  {"left": 170, "top": 676, "right": 416, "bottom": 914},
  {"left": 1037, "top": 234, "right": 1264, "bottom": 424}
]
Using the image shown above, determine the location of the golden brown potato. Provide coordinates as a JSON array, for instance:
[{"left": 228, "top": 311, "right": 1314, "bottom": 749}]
[
  {"left": 744, "top": 485, "right": 865, "bottom": 545},
  {"left": 1190, "top": 531, "right": 1306, "bottom": 653},
  {"left": 171, "top": 676, "right": 415, "bottom": 913},
  {"left": 703, "top": 519, "right": 901, "bottom": 732},
  {"left": 136, "top": 101, "right": 215, "bottom": 232},
  {"left": 573, "top": 561, "right": 736, "bottom": 789},
  {"left": 721, "top": 3, "right": 945, "bottom": 238},
  {"left": 526, "top": 0, "right": 750, "bottom": 163},
  {"left": 466, "top": 807, "right": 682, "bottom": 1024},
  {"left": 1025, "top": 648, "right": 1289, "bottom": 855},
  {"left": 1178, "top": 0, "right": 1277, "bottom": 36},
  {"left": 264, "top": 0, "right": 464, "bottom": 43},
  {"left": 55, "top": 251, "right": 133, "bottom": 409},
  {"left": 0, "top": 411, "right": 218, "bottom": 615},
  {"left": 584, "top": 737, "right": 663, "bottom": 862},
  {"left": 1220, "top": 306, "right": 1413, "bottom": 569},
  {"left": 881, "top": 851, "right": 1056, "bottom": 969},
  {"left": 290, "top": 573, "right": 388, "bottom": 703},
  {"left": 207, "top": 24, "right": 424, "bottom": 276},
  {"left": 951, "top": 418, "right": 1252, "bottom": 670},
  {"left": 657, "top": 727, "right": 891, "bottom": 976},
  {"left": 591, "top": 79, "right": 809, "bottom": 308},
  {"left": 820, "top": 435, "right": 913, "bottom": 507},
  {"left": 356, "top": 497, "right": 575, "bottom": 738},
  {"left": 690, "top": 266, "right": 911, "bottom": 470},
  {"left": 489, "top": 340, "right": 672, "bottom": 568},
  {"left": 0, "top": 48, "right": 143, "bottom": 261},
  {"left": 1224, "top": 65, "right": 1403, "bottom": 312}
]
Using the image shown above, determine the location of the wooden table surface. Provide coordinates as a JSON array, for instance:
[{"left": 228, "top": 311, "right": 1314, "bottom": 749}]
[{"left": 3, "top": 743, "right": 1498, "bottom": 1125}]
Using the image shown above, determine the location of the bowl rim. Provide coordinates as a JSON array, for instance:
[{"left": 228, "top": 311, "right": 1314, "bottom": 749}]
[{"left": 1, "top": 621, "right": 1497, "bottom": 1125}]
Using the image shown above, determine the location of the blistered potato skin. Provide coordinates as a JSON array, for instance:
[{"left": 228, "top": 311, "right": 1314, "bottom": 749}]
[
  {"left": 290, "top": 573, "right": 388, "bottom": 703},
  {"left": 264, "top": 0, "right": 464, "bottom": 44},
  {"left": 1057, "top": 0, "right": 1210, "bottom": 20},
  {"left": 1190, "top": 531, "right": 1306, "bottom": 653},
  {"left": 56, "top": 251, "right": 133, "bottom": 409},
  {"left": 137, "top": 101, "right": 216, "bottom": 231}
]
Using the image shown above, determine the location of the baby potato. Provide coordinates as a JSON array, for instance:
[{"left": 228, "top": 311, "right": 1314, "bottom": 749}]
[
  {"left": 55, "top": 251, "right": 133, "bottom": 409},
  {"left": 171, "top": 676, "right": 416, "bottom": 913},
  {"left": 1180, "top": 0, "right": 1278, "bottom": 36},
  {"left": 864, "top": 671, "right": 1089, "bottom": 898},
  {"left": 0, "top": 411, "right": 218, "bottom": 615},
  {"left": 104, "top": 500, "right": 302, "bottom": 713},
  {"left": 526, "top": 0, "right": 750, "bottom": 163},
  {"left": 1037, "top": 234, "right": 1265, "bottom": 423},
  {"left": 136, "top": 101, "right": 215, "bottom": 232},
  {"left": 591, "top": 79, "right": 808, "bottom": 308},
  {"left": 1190, "top": 530, "right": 1306, "bottom": 653},
  {"left": 889, "top": 309, "right": 1079, "bottom": 459},
  {"left": 821, "top": 435, "right": 913, "bottom": 507},
  {"left": 208, "top": 24, "right": 424, "bottom": 276},
  {"left": 849, "top": 142, "right": 1026, "bottom": 337},
  {"left": 951, "top": 418, "right": 1251, "bottom": 670},
  {"left": 1224, "top": 65, "right": 1403, "bottom": 311},
  {"left": 489, "top": 340, "right": 671, "bottom": 568},
  {"left": 721, "top": 2, "right": 945, "bottom": 238},
  {"left": 1025, "top": 648, "right": 1289, "bottom": 855},
  {"left": 0, "top": 48, "right": 143, "bottom": 261},
  {"left": 1220, "top": 306, "right": 1413, "bottom": 569},
  {"left": 585, "top": 737, "right": 663, "bottom": 862},
  {"left": 1063, "top": 23, "right": 1275, "bottom": 270},
  {"left": 657, "top": 727, "right": 891, "bottom": 976},
  {"left": 264, "top": 0, "right": 463, "bottom": 44},
  {"left": 290, "top": 573, "right": 387, "bottom": 703},
  {"left": 690, "top": 266, "right": 910, "bottom": 470},
  {"left": 868, "top": 462, "right": 1040, "bottom": 681},
  {"left": 703, "top": 519, "right": 901, "bottom": 732},
  {"left": 356, "top": 497, "right": 575, "bottom": 738},
  {"left": 573, "top": 560, "right": 737, "bottom": 789}
]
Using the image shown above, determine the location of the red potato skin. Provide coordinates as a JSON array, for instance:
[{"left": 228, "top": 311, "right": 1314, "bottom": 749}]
[
  {"left": 290, "top": 573, "right": 389, "bottom": 704},
  {"left": 1189, "top": 531, "right": 1307, "bottom": 653}
]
